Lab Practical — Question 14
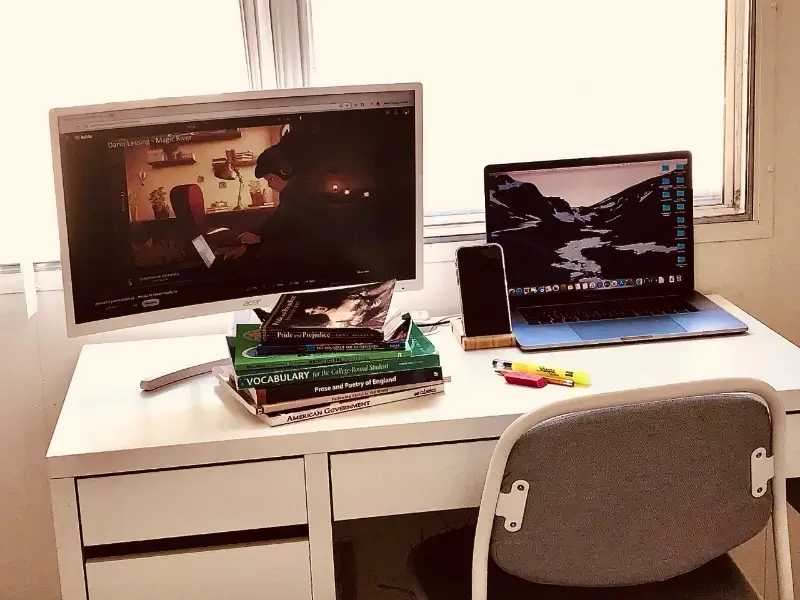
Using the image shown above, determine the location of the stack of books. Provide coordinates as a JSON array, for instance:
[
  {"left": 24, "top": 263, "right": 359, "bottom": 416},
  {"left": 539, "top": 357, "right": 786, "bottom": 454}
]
[{"left": 214, "top": 281, "right": 447, "bottom": 426}]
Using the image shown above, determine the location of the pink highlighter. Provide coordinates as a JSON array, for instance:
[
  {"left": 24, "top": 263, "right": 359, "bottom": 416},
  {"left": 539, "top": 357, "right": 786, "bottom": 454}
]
[{"left": 503, "top": 371, "right": 548, "bottom": 388}]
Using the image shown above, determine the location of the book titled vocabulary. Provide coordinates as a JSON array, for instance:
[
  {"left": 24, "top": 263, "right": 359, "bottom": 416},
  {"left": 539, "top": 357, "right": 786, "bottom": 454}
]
[{"left": 259, "top": 280, "right": 399, "bottom": 345}]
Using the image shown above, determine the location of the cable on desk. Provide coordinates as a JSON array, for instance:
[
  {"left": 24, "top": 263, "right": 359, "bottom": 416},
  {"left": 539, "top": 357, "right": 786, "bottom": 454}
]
[
  {"left": 416, "top": 314, "right": 458, "bottom": 335},
  {"left": 419, "top": 318, "right": 453, "bottom": 328}
]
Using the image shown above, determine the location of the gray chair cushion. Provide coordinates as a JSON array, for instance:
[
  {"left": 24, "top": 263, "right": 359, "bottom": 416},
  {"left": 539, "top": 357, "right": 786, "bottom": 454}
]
[
  {"left": 491, "top": 394, "right": 771, "bottom": 586},
  {"left": 410, "top": 526, "right": 759, "bottom": 600}
]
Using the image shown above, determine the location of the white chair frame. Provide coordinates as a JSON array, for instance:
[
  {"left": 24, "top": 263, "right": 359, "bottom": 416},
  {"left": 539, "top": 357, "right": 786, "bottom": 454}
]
[{"left": 471, "top": 378, "right": 794, "bottom": 600}]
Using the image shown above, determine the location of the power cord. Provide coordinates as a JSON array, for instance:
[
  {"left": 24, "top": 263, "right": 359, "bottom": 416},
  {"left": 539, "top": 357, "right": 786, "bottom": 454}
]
[
  {"left": 418, "top": 318, "right": 454, "bottom": 328},
  {"left": 417, "top": 313, "right": 459, "bottom": 335}
]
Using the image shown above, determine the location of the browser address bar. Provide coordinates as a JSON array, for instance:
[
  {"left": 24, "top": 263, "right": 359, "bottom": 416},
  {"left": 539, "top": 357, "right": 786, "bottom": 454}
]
[{"left": 68, "top": 102, "right": 356, "bottom": 131}]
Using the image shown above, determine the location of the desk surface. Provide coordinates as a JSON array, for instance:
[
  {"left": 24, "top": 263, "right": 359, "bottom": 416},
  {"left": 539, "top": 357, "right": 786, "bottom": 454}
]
[{"left": 47, "top": 296, "right": 800, "bottom": 478}]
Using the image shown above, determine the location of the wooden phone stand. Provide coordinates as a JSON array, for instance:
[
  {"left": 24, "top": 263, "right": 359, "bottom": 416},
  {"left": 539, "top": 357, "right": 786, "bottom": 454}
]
[{"left": 450, "top": 317, "right": 516, "bottom": 351}]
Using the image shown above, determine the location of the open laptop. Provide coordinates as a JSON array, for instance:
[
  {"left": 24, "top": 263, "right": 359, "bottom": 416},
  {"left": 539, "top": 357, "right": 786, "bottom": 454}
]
[{"left": 484, "top": 151, "right": 748, "bottom": 351}]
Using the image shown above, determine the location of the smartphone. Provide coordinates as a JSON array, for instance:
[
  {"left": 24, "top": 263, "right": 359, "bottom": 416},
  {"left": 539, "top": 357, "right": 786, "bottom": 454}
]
[{"left": 456, "top": 243, "right": 512, "bottom": 337}]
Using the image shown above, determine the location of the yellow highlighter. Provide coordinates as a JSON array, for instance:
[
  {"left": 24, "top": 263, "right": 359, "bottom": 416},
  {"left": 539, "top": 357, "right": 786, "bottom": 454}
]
[{"left": 492, "top": 359, "right": 591, "bottom": 386}]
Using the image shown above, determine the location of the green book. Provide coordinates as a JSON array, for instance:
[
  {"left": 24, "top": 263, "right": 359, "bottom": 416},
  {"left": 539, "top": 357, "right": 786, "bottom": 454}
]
[
  {"left": 232, "top": 324, "right": 440, "bottom": 388},
  {"left": 232, "top": 322, "right": 416, "bottom": 373}
]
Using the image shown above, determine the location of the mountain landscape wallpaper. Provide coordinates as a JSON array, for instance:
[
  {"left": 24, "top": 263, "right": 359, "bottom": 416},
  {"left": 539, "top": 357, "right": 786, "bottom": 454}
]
[{"left": 486, "top": 170, "right": 687, "bottom": 287}]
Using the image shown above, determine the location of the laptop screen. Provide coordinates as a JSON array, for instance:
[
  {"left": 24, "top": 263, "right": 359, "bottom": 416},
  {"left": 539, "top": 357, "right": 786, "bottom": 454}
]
[{"left": 485, "top": 154, "right": 692, "bottom": 300}]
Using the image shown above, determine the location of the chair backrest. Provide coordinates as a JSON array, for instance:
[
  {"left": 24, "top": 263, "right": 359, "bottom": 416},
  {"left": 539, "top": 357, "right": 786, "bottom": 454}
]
[
  {"left": 170, "top": 184, "right": 207, "bottom": 240},
  {"left": 488, "top": 393, "right": 772, "bottom": 586}
]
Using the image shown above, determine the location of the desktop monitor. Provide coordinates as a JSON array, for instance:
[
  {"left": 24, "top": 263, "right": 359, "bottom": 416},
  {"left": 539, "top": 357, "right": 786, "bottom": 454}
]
[{"left": 50, "top": 83, "right": 423, "bottom": 337}]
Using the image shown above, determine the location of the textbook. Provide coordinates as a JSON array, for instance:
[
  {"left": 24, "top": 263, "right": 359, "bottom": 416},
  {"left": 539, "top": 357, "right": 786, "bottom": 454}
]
[
  {"left": 215, "top": 365, "right": 446, "bottom": 415},
  {"left": 233, "top": 323, "right": 438, "bottom": 388},
  {"left": 259, "top": 280, "right": 399, "bottom": 344},
  {"left": 215, "top": 369, "right": 446, "bottom": 426},
  {"left": 263, "top": 385, "right": 445, "bottom": 426},
  {"left": 239, "top": 366, "right": 443, "bottom": 405},
  {"left": 254, "top": 316, "right": 411, "bottom": 356},
  {"left": 231, "top": 324, "right": 412, "bottom": 373}
]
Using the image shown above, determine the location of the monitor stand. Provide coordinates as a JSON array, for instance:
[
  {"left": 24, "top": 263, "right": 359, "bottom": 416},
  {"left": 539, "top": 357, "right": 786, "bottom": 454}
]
[{"left": 139, "top": 309, "right": 266, "bottom": 392}]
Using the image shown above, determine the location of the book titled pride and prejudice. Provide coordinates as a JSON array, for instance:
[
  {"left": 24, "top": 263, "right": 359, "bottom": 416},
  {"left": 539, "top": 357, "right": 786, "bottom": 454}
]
[{"left": 255, "top": 280, "right": 409, "bottom": 353}]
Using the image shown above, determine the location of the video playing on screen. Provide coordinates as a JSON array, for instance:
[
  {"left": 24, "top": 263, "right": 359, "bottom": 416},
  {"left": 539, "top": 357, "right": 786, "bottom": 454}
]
[
  {"left": 58, "top": 103, "right": 416, "bottom": 325},
  {"left": 486, "top": 158, "right": 691, "bottom": 294}
]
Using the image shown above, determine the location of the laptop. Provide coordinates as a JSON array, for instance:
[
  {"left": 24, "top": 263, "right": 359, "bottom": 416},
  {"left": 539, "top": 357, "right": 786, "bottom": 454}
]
[{"left": 484, "top": 151, "right": 748, "bottom": 351}]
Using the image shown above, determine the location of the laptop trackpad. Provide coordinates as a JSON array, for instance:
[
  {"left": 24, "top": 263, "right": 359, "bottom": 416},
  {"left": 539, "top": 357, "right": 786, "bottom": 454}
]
[{"left": 571, "top": 317, "right": 686, "bottom": 341}]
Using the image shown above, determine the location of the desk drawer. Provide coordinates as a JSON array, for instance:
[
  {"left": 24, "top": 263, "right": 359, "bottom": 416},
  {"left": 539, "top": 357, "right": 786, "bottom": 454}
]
[
  {"left": 78, "top": 459, "right": 307, "bottom": 545},
  {"left": 330, "top": 440, "right": 497, "bottom": 520},
  {"left": 86, "top": 538, "right": 311, "bottom": 600}
]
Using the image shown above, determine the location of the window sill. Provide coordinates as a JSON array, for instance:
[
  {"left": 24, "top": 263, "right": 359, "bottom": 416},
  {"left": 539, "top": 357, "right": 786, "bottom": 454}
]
[
  {"left": 0, "top": 267, "right": 23, "bottom": 295},
  {"left": 695, "top": 214, "right": 772, "bottom": 243},
  {"left": 694, "top": 191, "right": 774, "bottom": 243},
  {"left": 422, "top": 205, "right": 774, "bottom": 252}
]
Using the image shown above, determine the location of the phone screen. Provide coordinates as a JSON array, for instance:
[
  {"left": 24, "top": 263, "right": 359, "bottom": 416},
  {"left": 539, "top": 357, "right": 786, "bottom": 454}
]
[{"left": 457, "top": 244, "right": 512, "bottom": 337}]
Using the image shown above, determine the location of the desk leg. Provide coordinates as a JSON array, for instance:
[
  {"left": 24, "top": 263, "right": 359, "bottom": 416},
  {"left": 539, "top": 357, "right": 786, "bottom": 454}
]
[
  {"left": 50, "top": 478, "right": 87, "bottom": 600},
  {"left": 305, "top": 453, "right": 337, "bottom": 600}
]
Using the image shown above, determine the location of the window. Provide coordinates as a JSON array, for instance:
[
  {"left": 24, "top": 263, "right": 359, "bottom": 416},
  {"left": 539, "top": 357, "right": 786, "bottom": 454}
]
[
  {"left": 308, "top": 0, "right": 753, "bottom": 224},
  {"left": 0, "top": 0, "right": 759, "bottom": 266},
  {"left": 0, "top": 0, "right": 250, "bottom": 264}
]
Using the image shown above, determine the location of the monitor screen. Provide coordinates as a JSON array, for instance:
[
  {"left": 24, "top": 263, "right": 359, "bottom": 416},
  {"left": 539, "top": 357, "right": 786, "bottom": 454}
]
[
  {"left": 53, "top": 86, "right": 421, "bottom": 334},
  {"left": 486, "top": 156, "right": 692, "bottom": 298}
]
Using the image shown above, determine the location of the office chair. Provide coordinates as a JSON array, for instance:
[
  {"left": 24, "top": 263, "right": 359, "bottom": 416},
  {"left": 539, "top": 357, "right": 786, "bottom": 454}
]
[
  {"left": 170, "top": 184, "right": 209, "bottom": 239},
  {"left": 170, "top": 184, "right": 239, "bottom": 250},
  {"left": 408, "top": 378, "right": 793, "bottom": 600}
]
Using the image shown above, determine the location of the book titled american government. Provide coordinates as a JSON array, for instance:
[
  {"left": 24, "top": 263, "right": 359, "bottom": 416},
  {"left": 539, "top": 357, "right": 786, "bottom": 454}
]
[
  {"left": 216, "top": 374, "right": 446, "bottom": 427},
  {"left": 214, "top": 365, "right": 444, "bottom": 414},
  {"left": 265, "top": 384, "right": 445, "bottom": 426}
]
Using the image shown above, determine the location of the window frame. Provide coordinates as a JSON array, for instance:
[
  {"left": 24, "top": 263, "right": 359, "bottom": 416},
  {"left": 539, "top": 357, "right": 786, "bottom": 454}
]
[
  {"left": 694, "top": 0, "right": 755, "bottom": 224},
  {"left": 0, "top": 0, "right": 775, "bottom": 276},
  {"left": 251, "top": 0, "right": 774, "bottom": 246}
]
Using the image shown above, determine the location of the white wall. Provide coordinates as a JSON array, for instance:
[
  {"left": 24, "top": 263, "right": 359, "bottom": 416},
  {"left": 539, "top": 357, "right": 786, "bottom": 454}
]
[
  {"left": 2, "top": 2, "right": 800, "bottom": 597},
  {"left": 0, "top": 288, "right": 60, "bottom": 600}
]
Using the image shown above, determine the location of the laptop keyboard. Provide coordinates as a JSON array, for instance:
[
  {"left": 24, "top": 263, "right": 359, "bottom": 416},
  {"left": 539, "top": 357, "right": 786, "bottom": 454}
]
[{"left": 518, "top": 296, "right": 699, "bottom": 325}]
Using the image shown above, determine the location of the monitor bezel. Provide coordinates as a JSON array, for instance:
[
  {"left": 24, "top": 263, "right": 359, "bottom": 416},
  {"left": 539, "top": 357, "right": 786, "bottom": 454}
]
[
  {"left": 484, "top": 151, "right": 694, "bottom": 307},
  {"left": 51, "top": 82, "right": 424, "bottom": 337}
]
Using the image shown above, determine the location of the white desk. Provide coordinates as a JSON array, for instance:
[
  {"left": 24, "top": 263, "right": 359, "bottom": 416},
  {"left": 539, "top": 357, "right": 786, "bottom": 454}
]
[{"left": 47, "top": 296, "right": 800, "bottom": 600}]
